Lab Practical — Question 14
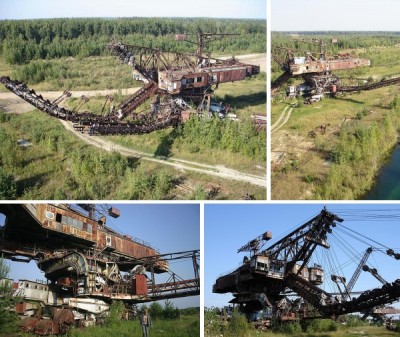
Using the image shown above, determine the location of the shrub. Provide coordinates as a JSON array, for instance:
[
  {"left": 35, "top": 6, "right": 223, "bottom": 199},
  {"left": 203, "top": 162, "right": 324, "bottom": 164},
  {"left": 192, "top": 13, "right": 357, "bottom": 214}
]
[
  {"left": 224, "top": 309, "right": 251, "bottom": 337},
  {"left": 304, "top": 319, "right": 338, "bottom": 333},
  {"left": 149, "top": 302, "right": 163, "bottom": 320},
  {"left": 272, "top": 320, "right": 302, "bottom": 334},
  {"left": 0, "top": 168, "right": 17, "bottom": 199},
  {"left": 205, "top": 308, "right": 223, "bottom": 337},
  {"left": 163, "top": 300, "right": 180, "bottom": 319},
  {"left": 105, "top": 301, "right": 125, "bottom": 327},
  {"left": 345, "top": 314, "right": 367, "bottom": 327}
]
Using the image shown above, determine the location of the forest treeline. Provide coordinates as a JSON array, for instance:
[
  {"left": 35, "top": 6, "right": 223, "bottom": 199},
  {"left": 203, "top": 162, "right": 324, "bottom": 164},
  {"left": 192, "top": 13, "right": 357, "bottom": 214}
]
[
  {"left": 272, "top": 31, "right": 400, "bottom": 52},
  {"left": 272, "top": 32, "right": 400, "bottom": 75},
  {"left": 0, "top": 17, "right": 266, "bottom": 65}
]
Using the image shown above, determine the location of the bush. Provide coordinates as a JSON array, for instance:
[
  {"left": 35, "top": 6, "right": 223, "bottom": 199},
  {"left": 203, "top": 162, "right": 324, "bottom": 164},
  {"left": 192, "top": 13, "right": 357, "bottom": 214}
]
[
  {"left": 224, "top": 309, "right": 251, "bottom": 337},
  {"left": 105, "top": 301, "right": 125, "bottom": 327},
  {"left": 304, "top": 319, "right": 338, "bottom": 333},
  {"left": 0, "top": 168, "right": 17, "bottom": 199},
  {"left": 205, "top": 308, "right": 223, "bottom": 337},
  {"left": 345, "top": 314, "right": 367, "bottom": 327},
  {"left": 163, "top": 300, "right": 180, "bottom": 319},
  {"left": 0, "top": 111, "right": 9, "bottom": 123},
  {"left": 178, "top": 117, "right": 266, "bottom": 162},
  {"left": 149, "top": 302, "right": 163, "bottom": 320},
  {"left": 272, "top": 320, "right": 302, "bottom": 334}
]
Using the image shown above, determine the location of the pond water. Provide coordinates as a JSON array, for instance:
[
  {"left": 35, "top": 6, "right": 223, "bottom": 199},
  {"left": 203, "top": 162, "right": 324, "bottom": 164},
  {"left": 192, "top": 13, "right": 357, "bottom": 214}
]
[{"left": 366, "top": 145, "right": 400, "bottom": 200}]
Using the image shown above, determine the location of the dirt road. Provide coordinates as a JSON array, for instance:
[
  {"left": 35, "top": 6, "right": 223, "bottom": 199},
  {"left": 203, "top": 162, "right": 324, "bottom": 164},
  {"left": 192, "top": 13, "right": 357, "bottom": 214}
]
[
  {"left": 271, "top": 106, "right": 293, "bottom": 133},
  {"left": 61, "top": 121, "right": 266, "bottom": 187}
]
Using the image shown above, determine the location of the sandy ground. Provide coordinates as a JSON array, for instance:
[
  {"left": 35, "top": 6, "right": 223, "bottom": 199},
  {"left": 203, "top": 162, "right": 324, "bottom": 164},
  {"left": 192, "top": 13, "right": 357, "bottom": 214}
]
[
  {"left": 271, "top": 106, "right": 295, "bottom": 165},
  {"left": 221, "top": 53, "right": 266, "bottom": 72}
]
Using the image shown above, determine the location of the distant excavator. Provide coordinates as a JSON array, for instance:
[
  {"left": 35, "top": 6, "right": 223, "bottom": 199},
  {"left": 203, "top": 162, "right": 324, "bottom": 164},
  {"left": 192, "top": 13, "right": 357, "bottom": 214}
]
[{"left": 272, "top": 38, "right": 371, "bottom": 97}]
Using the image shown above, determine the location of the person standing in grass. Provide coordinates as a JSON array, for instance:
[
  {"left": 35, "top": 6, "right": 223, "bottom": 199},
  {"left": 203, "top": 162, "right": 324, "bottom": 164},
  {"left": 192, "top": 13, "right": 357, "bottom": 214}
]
[{"left": 139, "top": 309, "right": 152, "bottom": 337}]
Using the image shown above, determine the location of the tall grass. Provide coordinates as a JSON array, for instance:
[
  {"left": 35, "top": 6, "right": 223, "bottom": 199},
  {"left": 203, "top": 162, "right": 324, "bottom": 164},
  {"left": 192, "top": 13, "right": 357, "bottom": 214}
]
[{"left": 68, "top": 314, "right": 199, "bottom": 337}]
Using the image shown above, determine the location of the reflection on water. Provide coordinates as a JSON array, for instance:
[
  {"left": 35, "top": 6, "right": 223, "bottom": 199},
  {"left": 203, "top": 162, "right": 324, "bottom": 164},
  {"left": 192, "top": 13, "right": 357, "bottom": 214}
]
[{"left": 366, "top": 146, "right": 400, "bottom": 200}]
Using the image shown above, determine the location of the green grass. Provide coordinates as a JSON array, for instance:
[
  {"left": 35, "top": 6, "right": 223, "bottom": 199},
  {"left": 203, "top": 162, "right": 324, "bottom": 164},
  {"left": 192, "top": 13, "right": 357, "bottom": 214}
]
[
  {"left": 206, "top": 322, "right": 399, "bottom": 337},
  {"left": 4, "top": 56, "right": 140, "bottom": 92},
  {"left": 68, "top": 315, "right": 199, "bottom": 337},
  {"left": 0, "top": 315, "right": 199, "bottom": 337},
  {"left": 238, "top": 326, "right": 400, "bottom": 337}
]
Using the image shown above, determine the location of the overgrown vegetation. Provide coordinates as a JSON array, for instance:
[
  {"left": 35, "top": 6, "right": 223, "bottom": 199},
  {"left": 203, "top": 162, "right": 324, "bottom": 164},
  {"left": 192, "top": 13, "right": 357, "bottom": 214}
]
[
  {"left": 205, "top": 307, "right": 253, "bottom": 337},
  {"left": 0, "top": 110, "right": 265, "bottom": 200},
  {"left": 0, "top": 259, "right": 19, "bottom": 335},
  {"left": 272, "top": 320, "right": 303, "bottom": 334},
  {"left": 146, "top": 300, "right": 181, "bottom": 320},
  {"left": 271, "top": 31, "right": 400, "bottom": 200},
  {"left": 205, "top": 309, "right": 397, "bottom": 337},
  {"left": 176, "top": 117, "right": 266, "bottom": 162},
  {"left": 0, "top": 110, "right": 176, "bottom": 199},
  {"left": 0, "top": 17, "right": 265, "bottom": 65},
  {"left": 105, "top": 301, "right": 126, "bottom": 327},
  {"left": 315, "top": 109, "right": 400, "bottom": 199},
  {"left": 301, "top": 319, "right": 338, "bottom": 333},
  {"left": 67, "top": 303, "right": 199, "bottom": 337}
]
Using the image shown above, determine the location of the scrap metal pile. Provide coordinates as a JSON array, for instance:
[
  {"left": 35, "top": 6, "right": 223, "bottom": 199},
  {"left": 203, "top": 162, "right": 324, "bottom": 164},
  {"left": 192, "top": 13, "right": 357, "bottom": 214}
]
[
  {"left": 213, "top": 208, "right": 400, "bottom": 325},
  {"left": 0, "top": 32, "right": 260, "bottom": 136},
  {"left": 0, "top": 204, "right": 199, "bottom": 335}
]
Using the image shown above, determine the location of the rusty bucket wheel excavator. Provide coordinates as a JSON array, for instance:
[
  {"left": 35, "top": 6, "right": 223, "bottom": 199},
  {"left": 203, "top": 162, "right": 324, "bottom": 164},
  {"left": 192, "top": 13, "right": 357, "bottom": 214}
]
[
  {"left": 0, "top": 30, "right": 260, "bottom": 136},
  {"left": 272, "top": 38, "right": 370, "bottom": 97},
  {"left": 213, "top": 208, "right": 400, "bottom": 329},
  {"left": 272, "top": 37, "right": 400, "bottom": 100},
  {"left": 0, "top": 204, "right": 199, "bottom": 335}
]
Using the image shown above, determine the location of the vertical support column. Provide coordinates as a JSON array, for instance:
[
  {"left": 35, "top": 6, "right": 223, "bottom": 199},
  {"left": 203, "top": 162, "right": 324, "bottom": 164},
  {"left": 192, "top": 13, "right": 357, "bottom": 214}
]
[
  {"left": 150, "top": 265, "right": 155, "bottom": 295},
  {"left": 192, "top": 251, "right": 199, "bottom": 287}
]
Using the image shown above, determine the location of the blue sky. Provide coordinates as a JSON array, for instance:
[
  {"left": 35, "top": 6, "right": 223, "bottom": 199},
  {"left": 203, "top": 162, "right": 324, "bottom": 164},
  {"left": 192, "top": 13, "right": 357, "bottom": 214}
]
[
  {"left": 205, "top": 204, "right": 400, "bottom": 309},
  {"left": 272, "top": 0, "right": 400, "bottom": 31},
  {"left": 0, "top": 0, "right": 266, "bottom": 20},
  {"left": 0, "top": 203, "right": 200, "bottom": 308}
]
